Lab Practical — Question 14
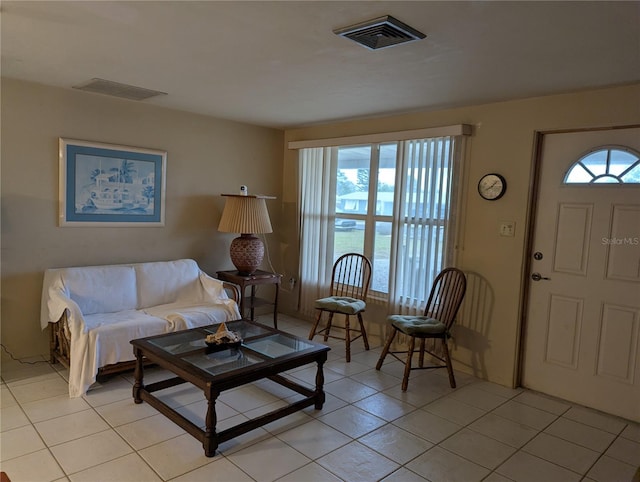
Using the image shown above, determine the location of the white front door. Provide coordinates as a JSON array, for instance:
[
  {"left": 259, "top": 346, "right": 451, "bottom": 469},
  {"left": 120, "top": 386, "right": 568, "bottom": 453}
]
[{"left": 522, "top": 127, "right": 640, "bottom": 422}]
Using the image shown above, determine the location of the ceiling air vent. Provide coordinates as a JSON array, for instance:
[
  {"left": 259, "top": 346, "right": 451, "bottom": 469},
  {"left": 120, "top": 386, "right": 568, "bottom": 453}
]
[
  {"left": 72, "top": 78, "right": 167, "bottom": 101},
  {"left": 333, "top": 15, "right": 426, "bottom": 50}
]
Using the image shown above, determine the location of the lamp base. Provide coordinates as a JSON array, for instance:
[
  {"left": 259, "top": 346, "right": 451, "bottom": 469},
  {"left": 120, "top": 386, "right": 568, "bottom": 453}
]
[{"left": 229, "top": 234, "right": 264, "bottom": 275}]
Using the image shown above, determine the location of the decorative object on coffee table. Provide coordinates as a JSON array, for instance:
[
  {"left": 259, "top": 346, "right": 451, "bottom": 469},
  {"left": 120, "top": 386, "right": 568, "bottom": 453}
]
[{"left": 205, "top": 322, "right": 242, "bottom": 347}]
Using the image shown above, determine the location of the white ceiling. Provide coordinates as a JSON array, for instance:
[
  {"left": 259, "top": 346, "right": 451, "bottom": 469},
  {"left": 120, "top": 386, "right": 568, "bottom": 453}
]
[{"left": 2, "top": 1, "right": 638, "bottom": 129}]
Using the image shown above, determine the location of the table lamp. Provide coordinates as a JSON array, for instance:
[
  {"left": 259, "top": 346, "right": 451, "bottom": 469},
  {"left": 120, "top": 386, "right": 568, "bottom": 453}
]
[{"left": 218, "top": 193, "right": 275, "bottom": 275}]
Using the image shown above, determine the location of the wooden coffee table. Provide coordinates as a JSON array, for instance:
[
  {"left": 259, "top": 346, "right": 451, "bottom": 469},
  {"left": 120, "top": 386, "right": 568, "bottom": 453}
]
[{"left": 130, "top": 320, "right": 330, "bottom": 456}]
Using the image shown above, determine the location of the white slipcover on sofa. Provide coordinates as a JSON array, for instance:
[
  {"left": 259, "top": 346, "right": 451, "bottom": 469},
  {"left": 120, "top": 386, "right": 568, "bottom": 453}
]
[{"left": 41, "top": 259, "right": 241, "bottom": 397}]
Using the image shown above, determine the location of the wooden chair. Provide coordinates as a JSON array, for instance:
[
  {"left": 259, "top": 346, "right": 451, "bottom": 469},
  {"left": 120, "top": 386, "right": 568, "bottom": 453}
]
[
  {"left": 376, "top": 267, "right": 467, "bottom": 391},
  {"left": 308, "top": 253, "right": 372, "bottom": 362}
]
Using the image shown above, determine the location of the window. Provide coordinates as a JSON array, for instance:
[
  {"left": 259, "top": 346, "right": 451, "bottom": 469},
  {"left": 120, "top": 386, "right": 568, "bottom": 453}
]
[
  {"left": 334, "top": 143, "right": 397, "bottom": 293},
  {"left": 564, "top": 147, "right": 640, "bottom": 184},
  {"left": 294, "top": 126, "right": 469, "bottom": 317}
]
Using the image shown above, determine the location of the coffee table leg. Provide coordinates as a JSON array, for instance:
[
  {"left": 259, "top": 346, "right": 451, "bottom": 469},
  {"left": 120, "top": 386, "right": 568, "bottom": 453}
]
[
  {"left": 204, "top": 386, "right": 219, "bottom": 457},
  {"left": 314, "top": 358, "right": 326, "bottom": 409},
  {"left": 133, "top": 348, "right": 144, "bottom": 404}
]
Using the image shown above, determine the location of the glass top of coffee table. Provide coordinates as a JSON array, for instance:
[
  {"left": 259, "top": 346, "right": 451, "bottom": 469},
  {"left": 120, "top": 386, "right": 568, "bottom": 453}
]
[{"left": 138, "top": 320, "right": 323, "bottom": 378}]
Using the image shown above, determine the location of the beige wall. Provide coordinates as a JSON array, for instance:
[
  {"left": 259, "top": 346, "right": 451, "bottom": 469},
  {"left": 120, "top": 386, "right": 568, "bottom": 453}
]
[
  {"left": 3, "top": 78, "right": 639, "bottom": 387},
  {"left": 282, "top": 83, "right": 640, "bottom": 387},
  {"left": 1, "top": 78, "right": 284, "bottom": 359}
]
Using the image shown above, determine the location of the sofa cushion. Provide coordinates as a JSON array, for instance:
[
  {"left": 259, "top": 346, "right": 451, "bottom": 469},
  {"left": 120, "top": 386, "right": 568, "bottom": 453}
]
[
  {"left": 83, "top": 310, "right": 171, "bottom": 368},
  {"left": 62, "top": 266, "right": 137, "bottom": 315},
  {"left": 145, "top": 301, "right": 240, "bottom": 331},
  {"left": 136, "top": 259, "right": 201, "bottom": 308}
]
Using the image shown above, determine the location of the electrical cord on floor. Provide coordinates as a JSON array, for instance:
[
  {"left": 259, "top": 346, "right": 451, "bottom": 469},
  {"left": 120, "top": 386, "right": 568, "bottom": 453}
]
[{"left": 0, "top": 343, "right": 49, "bottom": 365}]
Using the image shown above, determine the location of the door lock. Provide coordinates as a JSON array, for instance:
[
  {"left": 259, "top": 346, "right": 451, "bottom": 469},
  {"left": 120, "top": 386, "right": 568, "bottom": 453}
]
[{"left": 531, "top": 272, "right": 551, "bottom": 281}]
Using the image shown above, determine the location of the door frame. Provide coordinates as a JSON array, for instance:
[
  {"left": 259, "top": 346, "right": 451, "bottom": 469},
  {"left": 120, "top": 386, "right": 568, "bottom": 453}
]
[{"left": 515, "top": 124, "right": 640, "bottom": 388}]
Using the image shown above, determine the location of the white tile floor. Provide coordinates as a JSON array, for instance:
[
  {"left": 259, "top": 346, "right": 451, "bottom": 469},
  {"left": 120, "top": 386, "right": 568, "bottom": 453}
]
[{"left": 1, "top": 314, "right": 639, "bottom": 482}]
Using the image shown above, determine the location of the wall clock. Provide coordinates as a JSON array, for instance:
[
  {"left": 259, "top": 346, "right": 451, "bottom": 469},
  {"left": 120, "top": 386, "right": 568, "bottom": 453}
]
[{"left": 478, "top": 173, "right": 507, "bottom": 201}]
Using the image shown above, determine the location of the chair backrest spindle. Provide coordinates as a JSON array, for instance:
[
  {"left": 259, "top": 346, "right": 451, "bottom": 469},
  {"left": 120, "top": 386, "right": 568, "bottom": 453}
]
[
  {"left": 423, "top": 267, "right": 466, "bottom": 330},
  {"left": 330, "top": 253, "right": 372, "bottom": 302}
]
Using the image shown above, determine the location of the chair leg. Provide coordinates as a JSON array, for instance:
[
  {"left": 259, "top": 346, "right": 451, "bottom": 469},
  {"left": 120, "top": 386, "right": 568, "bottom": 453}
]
[
  {"left": 402, "top": 336, "right": 416, "bottom": 391},
  {"left": 441, "top": 338, "right": 456, "bottom": 388},
  {"left": 376, "top": 327, "right": 397, "bottom": 370},
  {"left": 323, "top": 312, "right": 334, "bottom": 342},
  {"left": 418, "top": 339, "right": 426, "bottom": 367},
  {"left": 344, "top": 315, "right": 351, "bottom": 362},
  {"left": 308, "top": 310, "right": 323, "bottom": 340},
  {"left": 357, "top": 313, "right": 369, "bottom": 350}
]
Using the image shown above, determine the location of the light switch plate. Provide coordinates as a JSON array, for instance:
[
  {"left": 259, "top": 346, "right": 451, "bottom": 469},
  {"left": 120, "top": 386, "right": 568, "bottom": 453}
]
[{"left": 500, "top": 221, "right": 515, "bottom": 237}]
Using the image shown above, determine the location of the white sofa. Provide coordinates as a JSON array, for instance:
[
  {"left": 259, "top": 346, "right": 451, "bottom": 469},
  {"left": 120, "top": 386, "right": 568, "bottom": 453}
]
[{"left": 41, "top": 259, "right": 241, "bottom": 397}]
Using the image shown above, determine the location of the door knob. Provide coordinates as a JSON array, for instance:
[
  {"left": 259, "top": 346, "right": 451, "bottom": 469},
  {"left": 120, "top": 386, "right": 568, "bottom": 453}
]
[{"left": 531, "top": 272, "right": 550, "bottom": 281}]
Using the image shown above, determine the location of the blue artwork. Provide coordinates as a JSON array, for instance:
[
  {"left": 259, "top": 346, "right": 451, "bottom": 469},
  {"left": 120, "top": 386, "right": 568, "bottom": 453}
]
[{"left": 60, "top": 139, "right": 166, "bottom": 226}]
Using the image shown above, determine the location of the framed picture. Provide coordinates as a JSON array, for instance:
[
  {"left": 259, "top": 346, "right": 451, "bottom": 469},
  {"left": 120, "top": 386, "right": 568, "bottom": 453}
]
[{"left": 59, "top": 138, "right": 167, "bottom": 226}]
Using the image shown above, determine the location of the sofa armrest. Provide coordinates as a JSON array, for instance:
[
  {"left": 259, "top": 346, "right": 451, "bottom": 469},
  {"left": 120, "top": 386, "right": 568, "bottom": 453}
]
[{"left": 222, "top": 281, "right": 241, "bottom": 304}]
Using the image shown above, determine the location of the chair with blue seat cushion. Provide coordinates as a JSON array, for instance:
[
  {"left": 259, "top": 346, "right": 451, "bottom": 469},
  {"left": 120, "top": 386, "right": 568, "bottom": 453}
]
[
  {"left": 308, "top": 253, "right": 372, "bottom": 362},
  {"left": 376, "top": 267, "right": 466, "bottom": 391}
]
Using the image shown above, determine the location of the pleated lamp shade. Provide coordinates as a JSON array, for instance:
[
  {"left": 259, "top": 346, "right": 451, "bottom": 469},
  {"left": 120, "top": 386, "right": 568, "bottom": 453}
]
[{"left": 218, "top": 194, "right": 274, "bottom": 275}]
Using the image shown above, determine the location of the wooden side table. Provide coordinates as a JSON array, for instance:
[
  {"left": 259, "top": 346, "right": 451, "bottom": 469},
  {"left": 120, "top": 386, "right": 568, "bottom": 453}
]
[{"left": 216, "top": 270, "right": 282, "bottom": 329}]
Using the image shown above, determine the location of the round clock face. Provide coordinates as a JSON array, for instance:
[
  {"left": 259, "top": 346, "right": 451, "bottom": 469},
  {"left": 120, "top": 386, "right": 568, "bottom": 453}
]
[{"left": 478, "top": 173, "right": 506, "bottom": 200}]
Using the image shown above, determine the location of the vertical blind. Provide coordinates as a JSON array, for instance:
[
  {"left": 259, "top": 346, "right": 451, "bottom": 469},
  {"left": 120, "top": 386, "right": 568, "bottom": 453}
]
[
  {"left": 298, "top": 147, "right": 334, "bottom": 318},
  {"left": 296, "top": 129, "right": 467, "bottom": 318},
  {"left": 387, "top": 136, "right": 461, "bottom": 314}
]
